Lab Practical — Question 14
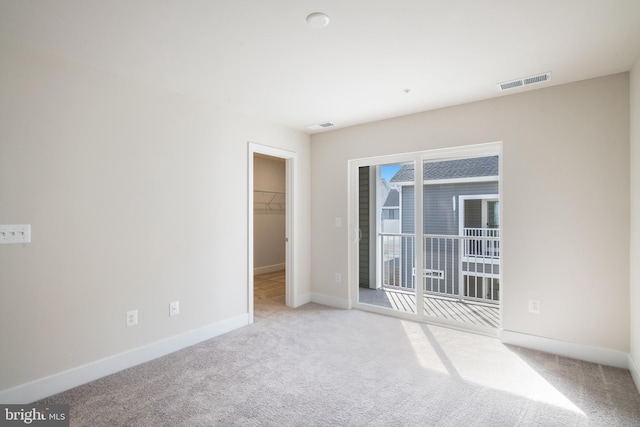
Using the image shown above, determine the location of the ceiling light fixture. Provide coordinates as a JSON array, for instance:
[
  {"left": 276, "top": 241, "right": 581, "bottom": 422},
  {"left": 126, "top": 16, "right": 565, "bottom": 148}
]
[{"left": 306, "top": 12, "right": 330, "bottom": 29}]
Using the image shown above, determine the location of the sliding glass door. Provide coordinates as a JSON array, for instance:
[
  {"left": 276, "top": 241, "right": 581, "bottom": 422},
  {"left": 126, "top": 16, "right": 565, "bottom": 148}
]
[{"left": 350, "top": 144, "right": 501, "bottom": 334}]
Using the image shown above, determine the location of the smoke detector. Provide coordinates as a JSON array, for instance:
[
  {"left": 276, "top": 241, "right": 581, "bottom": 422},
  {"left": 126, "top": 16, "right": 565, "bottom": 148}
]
[{"left": 497, "top": 72, "right": 552, "bottom": 91}]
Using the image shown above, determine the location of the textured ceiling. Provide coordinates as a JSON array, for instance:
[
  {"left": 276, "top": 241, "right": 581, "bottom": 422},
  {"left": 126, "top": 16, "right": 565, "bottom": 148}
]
[{"left": 1, "top": 0, "right": 639, "bottom": 133}]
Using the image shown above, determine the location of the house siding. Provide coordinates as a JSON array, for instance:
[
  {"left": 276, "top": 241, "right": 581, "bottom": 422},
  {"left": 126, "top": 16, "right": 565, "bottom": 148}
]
[
  {"left": 400, "top": 182, "right": 499, "bottom": 235},
  {"left": 399, "top": 181, "right": 499, "bottom": 291}
]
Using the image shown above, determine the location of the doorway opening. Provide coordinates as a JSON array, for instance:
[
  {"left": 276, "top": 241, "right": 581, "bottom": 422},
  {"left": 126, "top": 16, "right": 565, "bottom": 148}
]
[
  {"left": 248, "top": 143, "right": 296, "bottom": 324},
  {"left": 349, "top": 143, "right": 502, "bottom": 336},
  {"left": 253, "top": 154, "right": 286, "bottom": 311}
]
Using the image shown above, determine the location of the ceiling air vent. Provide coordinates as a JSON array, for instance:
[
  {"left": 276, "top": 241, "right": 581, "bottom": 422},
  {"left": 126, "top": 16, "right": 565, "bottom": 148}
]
[
  {"left": 305, "top": 122, "right": 335, "bottom": 131},
  {"left": 497, "top": 72, "right": 551, "bottom": 91}
]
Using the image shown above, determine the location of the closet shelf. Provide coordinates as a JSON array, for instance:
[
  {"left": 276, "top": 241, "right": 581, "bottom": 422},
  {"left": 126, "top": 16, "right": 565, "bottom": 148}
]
[{"left": 254, "top": 190, "right": 285, "bottom": 213}]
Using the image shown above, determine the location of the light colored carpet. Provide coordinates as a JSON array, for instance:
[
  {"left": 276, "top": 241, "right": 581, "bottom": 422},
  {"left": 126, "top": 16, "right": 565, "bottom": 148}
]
[{"left": 39, "top": 273, "right": 640, "bottom": 426}]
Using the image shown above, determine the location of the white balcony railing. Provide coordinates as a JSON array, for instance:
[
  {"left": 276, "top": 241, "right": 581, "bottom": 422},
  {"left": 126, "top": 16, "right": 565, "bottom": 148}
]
[
  {"left": 462, "top": 227, "right": 500, "bottom": 259},
  {"left": 380, "top": 229, "right": 500, "bottom": 304}
]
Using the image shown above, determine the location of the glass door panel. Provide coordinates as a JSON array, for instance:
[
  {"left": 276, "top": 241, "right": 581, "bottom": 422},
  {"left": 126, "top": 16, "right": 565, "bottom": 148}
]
[
  {"left": 357, "top": 162, "right": 417, "bottom": 315},
  {"left": 422, "top": 156, "right": 500, "bottom": 332}
]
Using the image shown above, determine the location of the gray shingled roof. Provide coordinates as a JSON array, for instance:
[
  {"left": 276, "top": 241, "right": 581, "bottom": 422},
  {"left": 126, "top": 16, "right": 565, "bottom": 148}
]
[
  {"left": 390, "top": 156, "right": 498, "bottom": 182},
  {"left": 383, "top": 189, "right": 399, "bottom": 207}
]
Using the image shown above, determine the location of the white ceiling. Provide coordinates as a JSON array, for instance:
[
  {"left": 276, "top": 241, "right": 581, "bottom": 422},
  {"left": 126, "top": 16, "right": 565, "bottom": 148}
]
[{"left": 1, "top": 0, "right": 639, "bottom": 133}]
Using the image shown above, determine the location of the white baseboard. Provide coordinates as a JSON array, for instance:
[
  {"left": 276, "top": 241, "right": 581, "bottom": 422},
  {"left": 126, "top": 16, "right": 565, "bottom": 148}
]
[
  {"left": 0, "top": 313, "right": 249, "bottom": 404},
  {"left": 501, "top": 330, "right": 629, "bottom": 369},
  {"left": 629, "top": 354, "right": 640, "bottom": 393},
  {"left": 310, "top": 292, "right": 350, "bottom": 309},
  {"left": 253, "top": 263, "right": 285, "bottom": 276},
  {"left": 292, "top": 292, "right": 311, "bottom": 308}
]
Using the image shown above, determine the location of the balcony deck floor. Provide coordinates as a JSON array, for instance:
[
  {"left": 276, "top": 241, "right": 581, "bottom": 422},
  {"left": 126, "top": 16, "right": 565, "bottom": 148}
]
[{"left": 358, "top": 287, "right": 499, "bottom": 330}]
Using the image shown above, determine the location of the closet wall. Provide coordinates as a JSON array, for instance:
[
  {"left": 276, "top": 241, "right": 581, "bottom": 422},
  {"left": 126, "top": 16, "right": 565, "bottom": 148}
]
[{"left": 253, "top": 154, "right": 286, "bottom": 275}]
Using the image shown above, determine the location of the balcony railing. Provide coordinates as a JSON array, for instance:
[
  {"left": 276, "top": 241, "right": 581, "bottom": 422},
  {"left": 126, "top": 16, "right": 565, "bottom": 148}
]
[
  {"left": 380, "top": 229, "right": 500, "bottom": 304},
  {"left": 462, "top": 227, "right": 500, "bottom": 259}
]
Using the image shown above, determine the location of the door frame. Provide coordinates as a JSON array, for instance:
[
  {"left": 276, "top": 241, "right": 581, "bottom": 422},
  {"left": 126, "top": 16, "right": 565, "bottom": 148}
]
[
  {"left": 348, "top": 142, "right": 503, "bottom": 334},
  {"left": 248, "top": 142, "right": 296, "bottom": 324}
]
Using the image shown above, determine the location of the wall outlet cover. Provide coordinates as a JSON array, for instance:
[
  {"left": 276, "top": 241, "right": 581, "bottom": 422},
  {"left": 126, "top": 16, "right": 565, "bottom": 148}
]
[
  {"left": 170, "top": 301, "right": 180, "bottom": 316},
  {"left": 126, "top": 310, "right": 138, "bottom": 326},
  {"left": 528, "top": 299, "right": 541, "bottom": 314}
]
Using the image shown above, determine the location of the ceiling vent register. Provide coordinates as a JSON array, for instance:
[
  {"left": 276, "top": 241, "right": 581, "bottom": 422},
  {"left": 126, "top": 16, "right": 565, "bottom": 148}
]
[
  {"left": 305, "top": 122, "right": 335, "bottom": 130},
  {"left": 497, "top": 72, "right": 552, "bottom": 91}
]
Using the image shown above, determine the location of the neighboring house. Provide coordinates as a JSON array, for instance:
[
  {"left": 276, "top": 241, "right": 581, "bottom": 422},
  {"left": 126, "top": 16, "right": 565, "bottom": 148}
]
[
  {"left": 381, "top": 188, "right": 399, "bottom": 233},
  {"left": 386, "top": 156, "right": 500, "bottom": 303}
]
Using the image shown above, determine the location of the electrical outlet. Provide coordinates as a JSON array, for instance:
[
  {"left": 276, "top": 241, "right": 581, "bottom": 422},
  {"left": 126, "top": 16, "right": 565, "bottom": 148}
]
[
  {"left": 528, "top": 299, "right": 541, "bottom": 314},
  {"left": 169, "top": 301, "right": 180, "bottom": 317},
  {"left": 126, "top": 309, "right": 138, "bottom": 326},
  {"left": 335, "top": 273, "right": 342, "bottom": 283}
]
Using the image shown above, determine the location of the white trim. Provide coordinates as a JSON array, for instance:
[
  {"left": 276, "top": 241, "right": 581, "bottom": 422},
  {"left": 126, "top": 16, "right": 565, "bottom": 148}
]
[
  {"left": 353, "top": 300, "right": 499, "bottom": 337},
  {"left": 310, "top": 293, "right": 350, "bottom": 309},
  {"left": 422, "top": 142, "right": 502, "bottom": 161},
  {"left": 501, "top": 330, "right": 629, "bottom": 368},
  {"left": 414, "top": 159, "right": 424, "bottom": 318},
  {"left": 461, "top": 269, "right": 500, "bottom": 278},
  {"left": 353, "top": 300, "right": 418, "bottom": 322},
  {"left": 248, "top": 143, "right": 296, "bottom": 324},
  {"left": 253, "top": 263, "right": 285, "bottom": 276},
  {"left": 462, "top": 256, "right": 500, "bottom": 266},
  {"left": 497, "top": 146, "right": 504, "bottom": 332},
  {"left": 394, "top": 176, "right": 499, "bottom": 187},
  {"left": 293, "top": 292, "right": 311, "bottom": 308},
  {"left": 369, "top": 167, "right": 377, "bottom": 289},
  {"left": 349, "top": 152, "right": 429, "bottom": 168},
  {"left": 628, "top": 354, "right": 640, "bottom": 393},
  {"left": 423, "top": 313, "right": 500, "bottom": 337},
  {"left": 348, "top": 164, "right": 357, "bottom": 309},
  {"left": 350, "top": 142, "right": 502, "bottom": 166},
  {"left": 425, "top": 176, "right": 499, "bottom": 185},
  {"left": 0, "top": 313, "right": 249, "bottom": 404}
]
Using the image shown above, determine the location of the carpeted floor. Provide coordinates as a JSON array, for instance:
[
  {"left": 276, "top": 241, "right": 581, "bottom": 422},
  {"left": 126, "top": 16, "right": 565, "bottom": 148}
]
[{"left": 39, "top": 272, "right": 640, "bottom": 426}]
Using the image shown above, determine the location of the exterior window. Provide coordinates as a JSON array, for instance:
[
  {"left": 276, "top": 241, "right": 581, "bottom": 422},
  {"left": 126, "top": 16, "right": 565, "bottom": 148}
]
[{"left": 487, "top": 200, "right": 499, "bottom": 228}]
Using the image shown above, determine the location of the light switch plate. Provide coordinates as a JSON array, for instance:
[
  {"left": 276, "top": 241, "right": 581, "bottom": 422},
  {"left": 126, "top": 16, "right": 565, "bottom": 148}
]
[{"left": 0, "top": 224, "right": 31, "bottom": 244}]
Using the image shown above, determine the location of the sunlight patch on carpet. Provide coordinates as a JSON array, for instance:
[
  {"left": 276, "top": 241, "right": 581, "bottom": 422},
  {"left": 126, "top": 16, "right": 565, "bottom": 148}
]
[{"left": 401, "top": 320, "right": 586, "bottom": 416}]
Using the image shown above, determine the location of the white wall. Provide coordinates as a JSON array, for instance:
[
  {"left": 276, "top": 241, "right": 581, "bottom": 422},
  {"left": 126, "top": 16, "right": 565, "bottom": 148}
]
[
  {"left": 311, "top": 73, "right": 630, "bottom": 354},
  {"left": 630, "top": 58, "right": 640, "bottom": 385},
  {"left": 253, "top": 155, "right": 286, "bottom": 274},
  {"left": 0, "top": 38, "right": 311, "bottom": 398}
]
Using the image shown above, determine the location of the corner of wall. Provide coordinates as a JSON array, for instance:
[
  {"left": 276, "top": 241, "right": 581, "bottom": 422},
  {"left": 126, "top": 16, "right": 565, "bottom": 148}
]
[
  {"left": 630, "top": 57, "right": 640, "bottom": 392},
  {"left": 310, "top": 293, "right": 350, "bottom": 310}
]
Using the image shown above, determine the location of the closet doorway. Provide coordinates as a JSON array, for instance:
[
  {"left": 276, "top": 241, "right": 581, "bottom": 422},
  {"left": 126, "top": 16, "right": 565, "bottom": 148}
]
[
  {"left": 253, "top": 154, "right": 286, "bottom": 309},
  {"left": 248, "top": 143, "right": 295, "bottom": 323}
]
